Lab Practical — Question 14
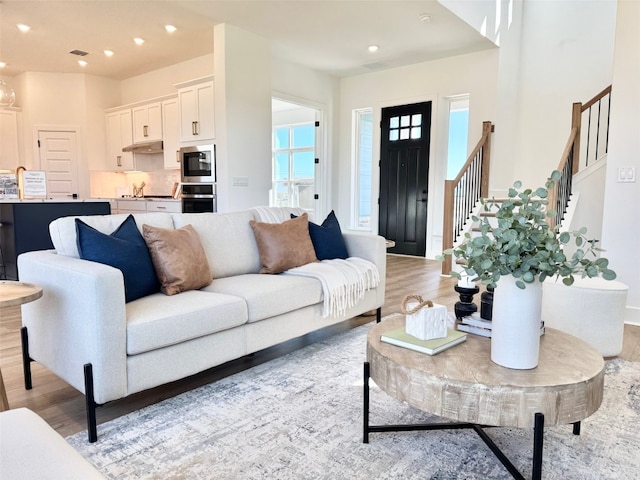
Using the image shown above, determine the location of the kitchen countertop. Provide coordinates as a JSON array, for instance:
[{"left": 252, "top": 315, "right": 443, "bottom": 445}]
[{"left": 0, "top": 198, "right": 112, "bottom": 203}]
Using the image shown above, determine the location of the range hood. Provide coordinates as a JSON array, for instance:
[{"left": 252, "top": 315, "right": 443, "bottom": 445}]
[{"left": 122, "top": 140, "right": 163, "bottom": 154}]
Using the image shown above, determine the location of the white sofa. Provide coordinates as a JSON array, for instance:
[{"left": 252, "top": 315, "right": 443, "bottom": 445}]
[{"left": 17, "top": 209, "right": 386, "bottom": 442}]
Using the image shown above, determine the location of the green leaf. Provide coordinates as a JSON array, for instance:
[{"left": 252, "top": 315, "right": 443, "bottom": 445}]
[
  {"left": 550, "top": 170, "right": 562, "bottom": 181},
  {"left": 562, "top": 276, "right": 575, "bottom": 286},
  {"left": 515, "top": 280, "right": 526, "bottom": 289},
  {"left": 559, "top": 232, "right": 570, "bottom": 244},
  {"left": 602, "top": 269, "right": 617, "bottom": 280}
]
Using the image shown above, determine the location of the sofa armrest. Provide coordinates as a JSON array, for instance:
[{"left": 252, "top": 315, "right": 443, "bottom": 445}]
[
  {"left": 17, "top": 250, "right": 128, "bottom": 404},
  {"left": 342, "top": 232, "right": 387, "bottom": 303}
]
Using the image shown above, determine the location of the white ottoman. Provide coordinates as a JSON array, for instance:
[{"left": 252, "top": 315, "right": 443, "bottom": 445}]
[
  {"left": 0, "top": 408, "right": 105, "bottom": 480},
  {"left": 542, "top": 276, "right": 628, "bottom": 357}
]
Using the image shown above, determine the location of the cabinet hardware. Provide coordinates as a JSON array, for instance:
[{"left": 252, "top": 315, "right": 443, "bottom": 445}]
[
  {"left": 143, "top": 125, "right": 148, "bottom": 137},
  {"left": 156, "top": 206, "right": 167, "bottom": 210},
  {"left": 192, "top": 121, "right": 199, "bottom": 136},
  {"left": 176, "top": 150, "right": 180, "bottom": 163},
  {"left": 117, "top": 155, "right": 122, "bottom": 167}
]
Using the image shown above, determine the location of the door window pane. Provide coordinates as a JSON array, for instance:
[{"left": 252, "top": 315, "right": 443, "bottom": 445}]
[
  {"left": 293, "top": 151, "right": 314, "bottom": 179},
  {"left": 412, "top": 114, "right": 422, "bottom": 126},
  {"left": 400, "top": 115, "right": 410, "bottom": 127},
  {"left": 400, "top": 128, "right": 410, "bottom": 140},
  {"left": 292, "top": 125, "right": 315, "bottom": 148},
  {"left": 271, "top": 121, "right": 316, "bottom": 214},
  {"left": 411, "top": 127, "right": 421, "bottom": 139},
  {"left": 275, "top": 153, "right": 289, "bottom": 180},
  {"left": 389, "top": 116, "right": 399, "bottom": 129},
  {"left": 274, "top": 128, "right": 289, "bottom": 149},
  {"left": 389, "top": 130, "right": 399, "bottom": 141}
]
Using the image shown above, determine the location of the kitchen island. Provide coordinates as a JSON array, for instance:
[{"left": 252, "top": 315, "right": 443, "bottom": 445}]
[{"left": 0, "top": 199, "right": 111, "bottom": 280}]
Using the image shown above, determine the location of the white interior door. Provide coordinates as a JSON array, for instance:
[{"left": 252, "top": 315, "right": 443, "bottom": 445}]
[{"left": 37, "top": 129, "right": 79, "bottom": 198}]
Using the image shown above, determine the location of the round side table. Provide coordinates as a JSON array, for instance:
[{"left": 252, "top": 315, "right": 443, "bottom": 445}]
[{"left": 0, "top": 281, "right": 43, "bottom": 411}]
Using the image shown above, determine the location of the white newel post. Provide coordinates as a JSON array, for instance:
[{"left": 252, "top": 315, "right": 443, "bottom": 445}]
[{"left": 491, "top": 275, "right": 542, "bottom": 369}]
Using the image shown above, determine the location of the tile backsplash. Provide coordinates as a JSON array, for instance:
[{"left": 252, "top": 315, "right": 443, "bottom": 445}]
[{"left": 91, "top": 170, "right": 180, "bottom": 198}]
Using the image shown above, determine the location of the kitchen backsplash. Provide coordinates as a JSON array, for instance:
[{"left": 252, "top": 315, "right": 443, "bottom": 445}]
[{"left": 90, "top": 170, "right": 180, "bottom": 198}]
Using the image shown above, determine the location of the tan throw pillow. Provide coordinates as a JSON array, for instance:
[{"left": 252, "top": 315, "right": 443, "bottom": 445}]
[
  {"left": 142, "top": 224, "right": 212, "bottom": 295},
  {"left": 249, "top": 213, "right": 318, "bottom": 274}
]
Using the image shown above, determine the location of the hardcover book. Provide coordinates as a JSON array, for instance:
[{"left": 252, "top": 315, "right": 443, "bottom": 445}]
[{"left": 380, "top": 327, "right": 467, "bottom": 355}]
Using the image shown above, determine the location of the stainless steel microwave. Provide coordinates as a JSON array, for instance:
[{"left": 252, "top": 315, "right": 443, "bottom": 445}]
[{"left": 180, "top": 145, "right": 215, "bottom": 183}]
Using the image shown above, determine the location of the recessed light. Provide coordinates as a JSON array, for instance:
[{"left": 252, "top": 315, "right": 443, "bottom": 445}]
[
  {"left": 0, "top": 62, "right": 6, "bottom": 68},
  {"left": 78, "top": 60, "right": 88, "bottom": 67},
  {"left": 17, "top": 24, "right": 31, "bottom": 32},
  {"left": 104, "top": 50, "right": 114, "bottom": 57},
  {"left": 419, "top": 13, "right": 432, "bottom": 23},
  {"left": 133, "top": 37, "right": 145, "bottom": 45},
  {"left": 165, "top": 25, "right": 177, "bottom": 33},
  {"left": 368, "top": 45, "right": 379, "bottom": 53}
]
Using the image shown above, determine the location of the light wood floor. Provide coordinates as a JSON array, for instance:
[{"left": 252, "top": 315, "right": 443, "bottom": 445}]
[{"left": 1, "top": 254, "right": 638, "bottom": 438}]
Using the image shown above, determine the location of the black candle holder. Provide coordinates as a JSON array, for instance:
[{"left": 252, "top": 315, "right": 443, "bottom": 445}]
[
  {"left": 454, "top": 285, "right": 480, "bottom": 319},
  {"left": 480, "top": 285, "right": 494, "bottom": 321}
]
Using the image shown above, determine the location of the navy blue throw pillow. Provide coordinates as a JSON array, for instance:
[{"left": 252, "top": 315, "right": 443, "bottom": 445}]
[
  {"left": 291, "top": 210, "right": 349, "bottom": 260},
  {"left": 75, "top": 215, "right": 160, "bottom": 302}
]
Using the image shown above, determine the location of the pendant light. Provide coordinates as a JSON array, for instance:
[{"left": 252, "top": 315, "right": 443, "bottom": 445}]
[{"left": 0, "top": 80, "right": 16, "bottom": 108}]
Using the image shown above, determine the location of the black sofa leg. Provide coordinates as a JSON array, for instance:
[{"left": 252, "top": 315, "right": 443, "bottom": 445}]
[
  {"left": 376, "top": 307, "right": 382, "bottom": 323},
  {"left": 84, "top": 363, "right": 98, "bottom": 443},
  {"left": 20, "top": 327, "right": 32, "bottom": 390}
]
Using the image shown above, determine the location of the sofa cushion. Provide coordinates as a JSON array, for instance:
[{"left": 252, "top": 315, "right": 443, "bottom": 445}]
[
  {"left": 143, "top": 224, "right": 212, "bottom": 295},
  {"left": 51, "top": 212, "right": 175, "bottom": 258},
  {"left": 249, "top": 214, "right": 317, "bottom": 274},
  {"left": 76, "top": 215, "right": 160, "bottom": 303},
  {"left": 292, "top": 210, "right": 349, "bottom": 260},
  {"left": 126, "top": 290, "right": 248, "bottom": 355},
  {"left": 204, "top": 273, "right": 323, "bottom": 322},
  {"left": 171, "top": 212, "right": 262, "bottom": 278}
]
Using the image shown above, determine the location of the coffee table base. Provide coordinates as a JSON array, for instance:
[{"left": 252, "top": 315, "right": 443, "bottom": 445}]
[{"left": 363, "top": 362, "right": 579, "bottom": 480}]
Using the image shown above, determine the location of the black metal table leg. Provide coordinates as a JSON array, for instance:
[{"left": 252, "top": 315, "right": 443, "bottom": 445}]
[
  {"left": 363, "top": 362, "right": 370, "bottom": 443},
  {"left": 573, "top": 421, "right": 581, "bottom": 435},
  {"left": 532, "top": 413, "right": 545, "bottom": 480}
]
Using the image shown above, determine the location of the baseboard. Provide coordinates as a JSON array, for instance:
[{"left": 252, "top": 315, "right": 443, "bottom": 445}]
[{"left": 624, "top": 306, "right": 640, "bottom": 326}]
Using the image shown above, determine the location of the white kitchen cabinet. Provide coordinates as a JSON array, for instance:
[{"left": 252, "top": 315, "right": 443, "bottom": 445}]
[
  {"left": 146, "top": 200, "right": 181, "bottom": 213},
  {"left": 132, "top": 102, "right": 162, "bottom": 144},
  {"left": 0, "top": 109, "right": 22, "bottom": 170},
  {"left": 162, "top": 97, "right": 181, "bottom": 170},
  {"left": 106, "top": 110, "right": 134, "bottom": 171},
  {"left": 177, "top": 77, "right": 215, "bottom": 142},
  {"left": 115, "top": 199, "right": 181, "bottom": 214}
]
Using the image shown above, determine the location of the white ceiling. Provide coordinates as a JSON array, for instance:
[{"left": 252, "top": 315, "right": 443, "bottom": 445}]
[{"left": 0, "top": 1, "right": 496, "bottom": 80}]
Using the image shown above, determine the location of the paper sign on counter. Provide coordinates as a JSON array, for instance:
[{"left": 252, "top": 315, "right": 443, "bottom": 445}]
[{"left": 23, "top": 171, "right": 47, "bottom": 197}]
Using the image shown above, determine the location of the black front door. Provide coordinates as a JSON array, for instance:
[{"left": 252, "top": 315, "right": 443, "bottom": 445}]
[{"left": 379, "top": 101, "right": 432, "bottom": 256}]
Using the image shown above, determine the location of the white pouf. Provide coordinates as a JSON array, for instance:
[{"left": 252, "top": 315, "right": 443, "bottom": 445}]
[
  {"left": 0, "top": 408, "right": 105, "bottom": 479},
  {"left": 542, "top": 277, "right": 628, "bottom": 357}
]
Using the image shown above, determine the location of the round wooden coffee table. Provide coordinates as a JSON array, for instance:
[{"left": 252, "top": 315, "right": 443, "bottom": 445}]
[
  {"left": 363, "top": 315, "right": 605, "bottom": 480},
  {"left": 0, "top": 280, "right": 43, "bottom": 411}
]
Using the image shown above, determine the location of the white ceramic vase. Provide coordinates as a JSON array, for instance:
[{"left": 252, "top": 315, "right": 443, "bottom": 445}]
[{"left": 491, "top": 275, "right": 542, "bottom": 369}]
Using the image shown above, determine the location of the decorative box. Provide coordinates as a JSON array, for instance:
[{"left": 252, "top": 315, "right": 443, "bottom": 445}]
[{"left": 401, "top": 294, "right": 448, "bottom": 341}]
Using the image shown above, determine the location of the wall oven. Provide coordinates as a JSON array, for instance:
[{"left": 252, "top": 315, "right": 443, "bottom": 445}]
[
  {"left": 181, "top": 183, "right": 216, "bottom": 213},
  {"left": 180, "top": 145, "right": 215, "bottom": 183}
]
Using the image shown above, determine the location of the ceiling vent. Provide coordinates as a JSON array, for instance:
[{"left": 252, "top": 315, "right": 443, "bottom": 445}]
[
  {"left": 363, "top": 62, "right": 386, "bottom": 70},
  {"left": 69, "top": 49, "right": 89, "bottom": 56}
]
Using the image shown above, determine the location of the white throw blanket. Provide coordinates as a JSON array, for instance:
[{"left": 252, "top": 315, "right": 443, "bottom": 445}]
[
  {"left": 284, "top": 257, "right": 380, "bottom": 318},
  {"left": 250, "top": 206, "right": 308, "bottom": 223}
]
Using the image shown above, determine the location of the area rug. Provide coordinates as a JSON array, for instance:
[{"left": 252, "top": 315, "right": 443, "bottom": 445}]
[{"left": 66, "top": 321, "right": 640, "bottom": 479}]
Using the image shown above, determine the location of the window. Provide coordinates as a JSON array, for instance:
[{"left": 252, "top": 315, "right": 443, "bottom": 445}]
[
  {"left": 352, "top": 108, "right": 373, "bottom": 230},
  {"left": 271, "top": 123, "right": 315, "bottom": 211},
  {"left": 446, "top": 97, "right": 470, "bottom": 179}
]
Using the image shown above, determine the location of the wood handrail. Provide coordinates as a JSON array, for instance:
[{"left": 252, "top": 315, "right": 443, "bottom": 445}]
[
  {"left": 441, "top": 121, "right": 493, "bottom": 275},
  {"left": 547, "top": 85, "right": 611, "bottom": 229}
]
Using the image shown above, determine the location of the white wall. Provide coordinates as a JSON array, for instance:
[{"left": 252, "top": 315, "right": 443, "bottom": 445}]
[
  {"left": 120, "top": 54, "right": 214, "bottom": 105},
  {"left": 602, "top": 0, "right": 640, "bottom": 324},
  {"left": 214, "top": 24, "right": 272, "bottom": 212},
  {"left": 13, "top": 72, "right": 120, "bottom": 198},
  {"left": 338, "top": 49, "right": 499, "bottom": 257},
  {"left": 501, "top": 0, "right": 617, "bottom": 189}
]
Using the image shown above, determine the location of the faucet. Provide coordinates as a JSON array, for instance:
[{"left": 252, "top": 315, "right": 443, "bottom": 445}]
[{"left": 15, "top": 165, "right": 26, "bottom": 199}]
